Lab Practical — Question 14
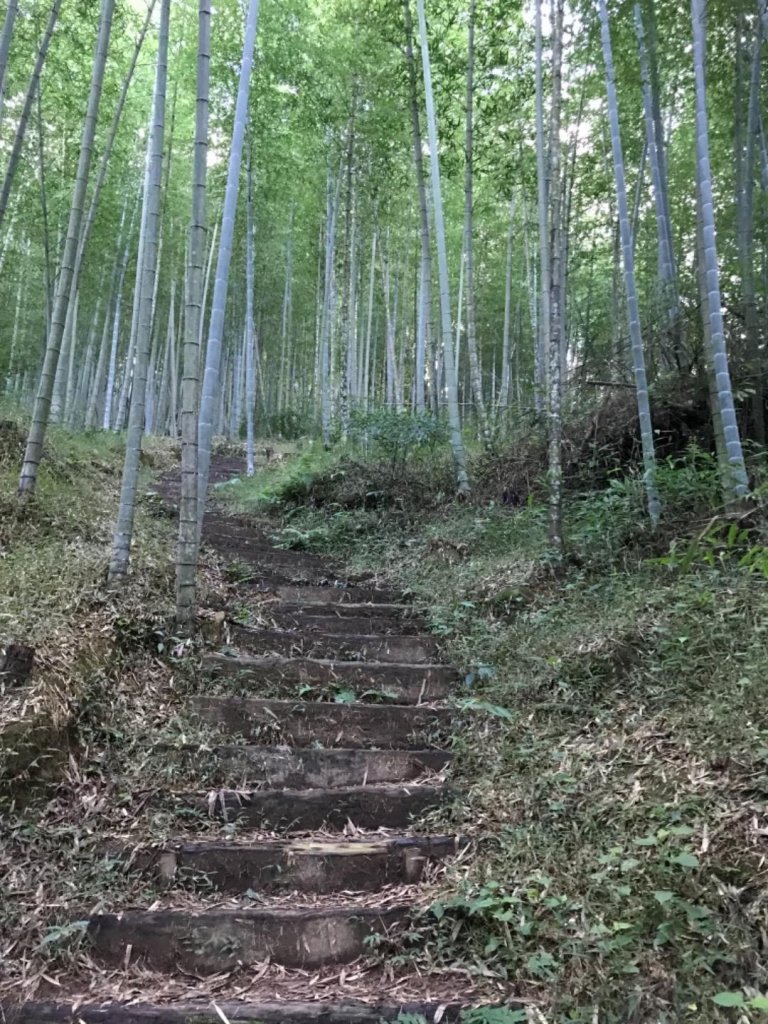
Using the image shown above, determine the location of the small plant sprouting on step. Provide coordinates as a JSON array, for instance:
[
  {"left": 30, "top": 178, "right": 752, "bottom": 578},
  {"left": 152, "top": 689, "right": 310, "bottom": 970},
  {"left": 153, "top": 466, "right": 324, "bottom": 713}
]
[
  {"left": 223, "top": 558, "right": 256, "bottom": 583},
  {"left": 334, "top": 686, "right": 357, "bottom": 705},
  {"left": 389, "top": 1008, "right": 528, "bottom": 1024},
  {"left": 36, "top": 919, "right": 89, "bottom": 954},
  {"left": 460, "top": 1010, "right": 528, "bottom": 1024},
  {"left": 276, "top": 525, "right": 331, "bottom": 552},
  {"left": 463, "top": 665, "right": 496, "bottom": 689}
]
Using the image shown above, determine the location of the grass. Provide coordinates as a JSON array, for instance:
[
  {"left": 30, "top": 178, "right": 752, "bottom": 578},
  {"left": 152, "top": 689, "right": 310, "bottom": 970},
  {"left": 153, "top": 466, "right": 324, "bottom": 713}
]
[
  {"left": 0, "top": 417, "right": 307, "bottom": 1005},
  {"left": 0, "top": 415, "right": 183, "bottom": 787},
  {"left": 225, "top": 439, "right": 768, "bottom": 1023}
]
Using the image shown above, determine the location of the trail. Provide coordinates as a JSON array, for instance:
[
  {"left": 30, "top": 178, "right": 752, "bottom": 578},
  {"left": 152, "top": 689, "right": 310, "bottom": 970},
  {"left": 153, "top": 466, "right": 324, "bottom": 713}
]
[{"left": 19, "top": 456, "right": 482, "bottom": 1021}]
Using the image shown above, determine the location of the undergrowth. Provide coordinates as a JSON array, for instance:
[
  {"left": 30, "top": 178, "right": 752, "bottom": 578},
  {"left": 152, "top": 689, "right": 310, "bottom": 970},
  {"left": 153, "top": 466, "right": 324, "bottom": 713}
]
[
  {"left": 0, "top": 415, "right": 238, "bottom": 1001},
  {"left": 228, "top": 436, "right": 768, "bottom": 1023}
]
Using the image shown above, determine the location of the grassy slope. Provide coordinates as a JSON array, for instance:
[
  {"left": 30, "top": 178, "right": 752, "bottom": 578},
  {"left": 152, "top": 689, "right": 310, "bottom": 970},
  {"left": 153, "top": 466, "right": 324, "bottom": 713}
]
[
  {"left": 227, "top": 442, "right": 768, "bottom": 1023},
  {"left": 0, "top": 417, "right": 244, "bottom": 997},
  {"left": 0, "top": 417, "right": 180, "bottom": 782}
]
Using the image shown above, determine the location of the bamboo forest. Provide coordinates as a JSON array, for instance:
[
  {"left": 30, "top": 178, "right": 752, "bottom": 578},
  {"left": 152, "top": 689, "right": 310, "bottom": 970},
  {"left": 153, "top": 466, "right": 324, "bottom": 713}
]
[{"left": 2, "top": 0, "right": 768, "bottom": 1020}]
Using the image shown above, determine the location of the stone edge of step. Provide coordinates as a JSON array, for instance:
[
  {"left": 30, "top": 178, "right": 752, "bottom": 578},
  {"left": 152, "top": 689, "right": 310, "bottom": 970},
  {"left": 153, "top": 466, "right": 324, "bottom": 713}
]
[{"left": 9, "top": 998, "right": 476, "bottom": 1023}]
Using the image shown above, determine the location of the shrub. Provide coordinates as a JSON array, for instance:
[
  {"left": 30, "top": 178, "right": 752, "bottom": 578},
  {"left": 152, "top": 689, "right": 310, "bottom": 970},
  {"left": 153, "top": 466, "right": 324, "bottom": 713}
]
[{"left": 348, "top": 409, "right": 448, "bottom": 477}]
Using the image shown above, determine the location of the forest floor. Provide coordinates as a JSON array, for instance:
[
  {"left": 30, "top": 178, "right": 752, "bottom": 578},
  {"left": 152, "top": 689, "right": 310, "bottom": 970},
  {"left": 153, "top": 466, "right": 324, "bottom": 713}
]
[{"left": 2, "top": 421, "right": 768, "bottom": 1023}]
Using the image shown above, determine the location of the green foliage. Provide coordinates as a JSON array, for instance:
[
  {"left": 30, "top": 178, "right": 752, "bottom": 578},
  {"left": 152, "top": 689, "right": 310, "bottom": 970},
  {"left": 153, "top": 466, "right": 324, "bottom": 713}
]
[
  {"left": 228, "top": 417, "right": 456, "bottom": 515},
  {"left": 228, "top": 443, "right": 341, "bottom": 510},
  {"left": 659, "top": 520, "right": 768, "bottom": 579},
  {"left": 390, "top": 1012, "right": 527, "bottom": 1024},
  {"left": 265, "top": 409, "right": 306, "bottom": 440},
  {"left": 36, "top": 919, "right": 89, "bottom": 952},
  {"left": 349, "top": 409, "right": 449, "bottom": 476}
]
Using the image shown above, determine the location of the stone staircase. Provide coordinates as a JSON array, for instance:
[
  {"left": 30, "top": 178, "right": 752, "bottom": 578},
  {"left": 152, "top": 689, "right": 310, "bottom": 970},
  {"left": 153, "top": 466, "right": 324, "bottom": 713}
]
[{"left": 16, "top": 458, "right": 481, "bottom": 1022}]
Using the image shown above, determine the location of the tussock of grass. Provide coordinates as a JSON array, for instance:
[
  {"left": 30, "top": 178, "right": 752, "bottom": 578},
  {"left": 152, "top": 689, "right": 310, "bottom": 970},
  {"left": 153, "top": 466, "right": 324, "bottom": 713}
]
[{"left": 228, "top": 442, "right": 768, "bottom": 1022}]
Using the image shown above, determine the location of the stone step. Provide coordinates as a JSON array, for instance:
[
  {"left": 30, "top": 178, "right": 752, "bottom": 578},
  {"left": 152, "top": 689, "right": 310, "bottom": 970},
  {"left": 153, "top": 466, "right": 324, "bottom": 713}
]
[
  {"left": 270, "top": 585, "right": 407, "bottom": 606},
  {"left": 276, "top": 600, "right": 423, "bottom": 622},
  {"left": 269, "top": 610, "right": 426, "bottom": 636},
  {"left": 15, "top": 998, "right": 470, "bottom": 1024},
  {"left": 162, "top": 744, "right": 452, "bottom": 789},
  {"left": 203, "top": 653, "right": 457, "bottom": 703},
  {"left": 213, "top": 535, "right": 335, "bottom": 571},
  {"left": 228, "top": 624, "right": 441, "bottom": 665},
  {"left": 86, "top": 904, "right": 406, "bottom": 972},
  {"left": 113, "top": 834, "right": 463, "bottom": 893},
  {"left": 175, "top": 782, "right": 450, "bottom": 830},
  {"left": 190, "top": 695, "right": 452, "bottom": 748},
  {"left": 207, "top": 532, "right": 330, "bottom": 559},
  {"left": 202, "top": 655, "right": 456, "bottom": 704}
]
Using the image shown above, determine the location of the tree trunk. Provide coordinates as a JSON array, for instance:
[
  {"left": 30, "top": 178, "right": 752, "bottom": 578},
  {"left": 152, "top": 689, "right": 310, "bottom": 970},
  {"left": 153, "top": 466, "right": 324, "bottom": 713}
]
[
  {"left": 598, "top": 0, "right": 662, "bottom": 525},
  {"left": 63, "top": 290, "right": 81, "bottom": 424},
  {"left": 739, "top": 20, "right": 765, "bottom": 443},
  {"left": 86, "top": 277, "right": 115, "bottom": 429},
  {"left": 245, "top": 149, "right": 256, "bottom": 476},
  {"left": 319, "top": 165, "right": 338, "bottom": 445},
  {"left": 691, "top": 0, "right": 749, "bottom": 503},
  {"left": 196, "top": 0, "right": 261, "bottom": 532},
  {"left": 0, "top": 0, "right": 62, "bottom": 234},
  {"left": 102, "top": 195, "right": 137, "bottom": 430},
  {"left": 403, "top": 0, "right": 435, "bottom": 415},
  {"left": 634, "top": 2, "right": 683, "bottom": 368},
  {"left": 380, "top": 236, "right": 401, "bottom": 411},
  {"left": 547, "top": 0, "right": 565, "bottom": 551},
  {"left": 18, "top": 0, "right": 114, "bottom": 496},
  {"left": 0, "top": 0, "right": 19, "bottom": 126},
  {"left": 644, "top": 0, "right": 677, "bottom": 303},
  {"left": 5, "top": 266, "right": 24, "bottom": 395},
  {"left": 279, "top": 205, "right": 294, "bottom": 416},
  {"left": 415, "top": 0, "right": 469, "bottom": 493},
  {"left": 498, "top": 197, "right": 516, "bottom": 416},
  {"left": 463, "top": 0, "right": 490, "bottom": 444},
  {"left": 339, "top": 103, "right": 357, "bottom": 440},
  {"left": 363, "top": 226, "right": 377, "bottom": 411},
  {"left": 65, "top": 0, "right": 157, "bottom": 352},
  {"left": 35, "top": 88, "right": 53, "bottom": 336},
  {"left": 695, "top": 157, "right": 729, "bottom": 480},
  {"left": 108, "top": 0, "right": 170, "bottom": 579},
  {"left": 534, "top": 0, "right": 550, "bottom": 415}
]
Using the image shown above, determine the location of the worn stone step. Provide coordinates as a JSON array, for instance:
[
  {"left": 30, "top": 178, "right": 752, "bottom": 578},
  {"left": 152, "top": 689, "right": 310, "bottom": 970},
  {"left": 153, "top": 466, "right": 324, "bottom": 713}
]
[
  {"left": 276, "top": 599, "right": 423, "bottom": 621},
  {"left": 86, "top": 904, "right": 406, "bottom": 972},
  {"left": 213, "top": 535, "right": 335, "bottom": 570},
  {"left": 269, "top": 610, "right": 426, "bottom": 636},
  {"left": 269, "top": 585, "right": 407, "bottom": 606},
  {"left": 14, "top": 998, "right": 469, "bottom": 1024},
  {"left": 165, "top": 744, "right": 451, "bottom": 788},
  {"left": 228, "top": 624, "right": 441, "bottom": 665},
  {"left": 115, "top": 834, "right": 463, "bottom": 893},
  {"left": 208, "top": 531, "right": 331, "bottom": 560},
  {"left": 191, "top": 695, "right": 452, "bottom": 748},
  {"left": 204, "top": 653, "right": 457, "bottom": 703},
  {"left": 177, "top": 782, "right": 450, "bottom": 830}
]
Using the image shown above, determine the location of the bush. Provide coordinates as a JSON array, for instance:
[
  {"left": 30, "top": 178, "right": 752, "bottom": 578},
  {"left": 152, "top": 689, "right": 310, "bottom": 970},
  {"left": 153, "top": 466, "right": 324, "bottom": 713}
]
[
  {"left": 228, "top": 413, "right": 456, "bottom": 514},
  {"left": 348, "top": 409, "right": 448, "bottom": 477}
]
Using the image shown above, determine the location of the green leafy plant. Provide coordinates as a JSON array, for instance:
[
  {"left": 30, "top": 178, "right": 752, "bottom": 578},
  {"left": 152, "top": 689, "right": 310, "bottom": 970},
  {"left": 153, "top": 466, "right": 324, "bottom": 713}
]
[{"left": 349, "top": 409, "right": 448, "bottom": 477}]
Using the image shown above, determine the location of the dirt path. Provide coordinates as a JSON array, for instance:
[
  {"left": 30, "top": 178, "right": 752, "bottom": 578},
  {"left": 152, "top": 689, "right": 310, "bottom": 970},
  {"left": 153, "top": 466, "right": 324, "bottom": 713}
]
[{"left": 16, "top": 458, "right": 492, "bottom": 1022}]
